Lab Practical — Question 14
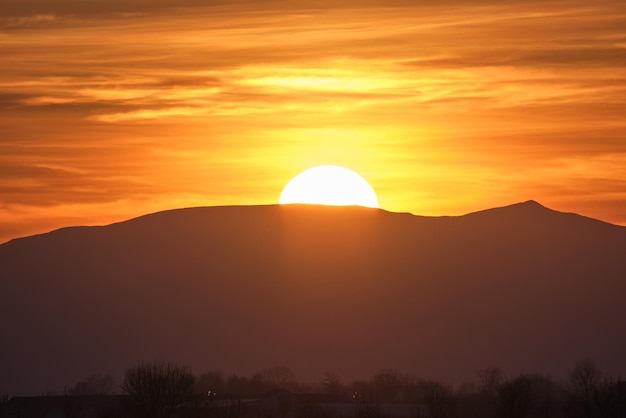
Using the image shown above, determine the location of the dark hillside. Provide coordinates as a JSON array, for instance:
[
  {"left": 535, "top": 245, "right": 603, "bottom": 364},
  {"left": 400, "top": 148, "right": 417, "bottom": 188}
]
[{"left": 1, "top": 202, "right": 625, "bottom": 395}]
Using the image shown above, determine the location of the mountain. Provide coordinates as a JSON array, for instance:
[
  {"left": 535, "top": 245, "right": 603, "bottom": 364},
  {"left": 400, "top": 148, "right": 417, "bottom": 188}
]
[{"left": 1, "top": 201, "right": 625, "bottom": 395}]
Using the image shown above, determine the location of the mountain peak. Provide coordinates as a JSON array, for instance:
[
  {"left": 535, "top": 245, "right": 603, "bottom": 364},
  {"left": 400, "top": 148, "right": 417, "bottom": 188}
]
[
  {"left": 499, "top": 199, "right": 548, "bottom": 210},
  {"left": 463, "top": 199, "right": 551, "bottom": 219},
  {"left": 506, "top": 199, "right": 552, "bottom": 213},
  {"left": 519, "top": 199, "right": 544, "bottom": 207}
]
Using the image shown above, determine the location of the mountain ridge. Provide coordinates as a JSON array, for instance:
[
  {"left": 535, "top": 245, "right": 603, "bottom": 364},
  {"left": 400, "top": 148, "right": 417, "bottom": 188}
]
[
  {"left": 4, "top": 199, "right": 622, "bottom": 248},
  {"left": 1, "top": 201, "right": 625, "bottom": 396}
]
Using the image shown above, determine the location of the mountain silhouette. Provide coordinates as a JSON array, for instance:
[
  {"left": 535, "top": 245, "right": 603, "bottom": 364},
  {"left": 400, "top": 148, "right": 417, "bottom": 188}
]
[{"left": 1, "top": 201, "right": 625, "bottom": 395}]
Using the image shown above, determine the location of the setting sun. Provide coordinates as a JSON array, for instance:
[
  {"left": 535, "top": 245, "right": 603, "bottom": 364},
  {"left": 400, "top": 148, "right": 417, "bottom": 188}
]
[{"left": 279, "top": 165, "right": 379, "bottom": 208}]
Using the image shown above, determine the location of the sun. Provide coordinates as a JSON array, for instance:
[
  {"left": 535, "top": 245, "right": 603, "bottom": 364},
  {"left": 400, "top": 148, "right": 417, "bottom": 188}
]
[{"left": 279, "top": 165, "right": 379, "bottom": 208}]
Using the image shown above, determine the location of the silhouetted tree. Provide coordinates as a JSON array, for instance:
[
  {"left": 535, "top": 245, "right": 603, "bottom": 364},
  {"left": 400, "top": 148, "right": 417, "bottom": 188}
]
[
  {"left": 526, "top": 374, "right": 557, "bottom": 418},
  {"left": 455, "top": 381, "right": 476, "bottom": 396},
  {"left": 494, "top": 373, "right": 560, "bottom": 418},
  {"left": 254, "top": 366, "right": 297, "bottom": 390},
  {"left": 68, "top": 373, "right": 117, "bottom": 395},
  {"left": 422, "top": 380, "right": 454, "bottom": 418},
  {"left": 122, "top": 360, "right": 195, "bottom": 418},
  {"left": 496, "top": 375, "right": 532, "bottom": 418},
  {"left": 477, "top": 367, "right": 504, "bottom": 398},
  {"left": 569, "top": 359, "right": 602, "bottom": 408},
  {"left": 322, "top": 372, "right": 344, "bottom": 396},
  {"left": 372, "top": 368, "right": 405, "bottom": 402},
  {"left": 566, "top": 359, "right": 619, "bottom": 418},
  {"left": 222, "top": 373, "right": 269, "bottom": 394}
]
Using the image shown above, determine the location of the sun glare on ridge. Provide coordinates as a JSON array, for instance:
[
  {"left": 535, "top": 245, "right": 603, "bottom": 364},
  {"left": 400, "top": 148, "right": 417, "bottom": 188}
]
[{"left": 279, "top": 165, "right": 379, "bottom": 208}]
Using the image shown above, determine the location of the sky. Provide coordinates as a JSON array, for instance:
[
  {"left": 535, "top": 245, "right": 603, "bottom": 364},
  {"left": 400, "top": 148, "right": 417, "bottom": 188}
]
[{"left": 2, "top": 0, "right": 626, "bottom": 243}]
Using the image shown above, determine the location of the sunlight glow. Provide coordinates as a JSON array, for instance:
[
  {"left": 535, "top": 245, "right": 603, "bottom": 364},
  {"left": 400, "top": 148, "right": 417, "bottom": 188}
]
[{"left": 279, "top": 165, "right": 379, "bottom": 208}]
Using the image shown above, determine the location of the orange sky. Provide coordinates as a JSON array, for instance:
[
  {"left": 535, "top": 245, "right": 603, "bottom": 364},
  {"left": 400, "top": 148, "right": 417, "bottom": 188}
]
[{"left": 1, "top": 0, "right": 626, "bottom": 243}]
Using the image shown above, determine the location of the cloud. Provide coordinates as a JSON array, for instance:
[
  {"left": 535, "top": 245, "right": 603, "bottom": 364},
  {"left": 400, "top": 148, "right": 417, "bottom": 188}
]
[{"left": 3, "top": 13, "right": 57, "bottom": 28}]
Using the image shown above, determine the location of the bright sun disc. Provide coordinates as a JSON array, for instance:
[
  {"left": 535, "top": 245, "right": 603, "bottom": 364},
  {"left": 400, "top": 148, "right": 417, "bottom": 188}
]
[{"left": 279, "top": 165, "right": 379, "bottom": 208}]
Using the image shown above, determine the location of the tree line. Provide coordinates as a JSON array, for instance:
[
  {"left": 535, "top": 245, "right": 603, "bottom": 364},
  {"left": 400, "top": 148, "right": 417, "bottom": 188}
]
[{"left": 66, "top": 358, "right": 624, "bottom": 418}]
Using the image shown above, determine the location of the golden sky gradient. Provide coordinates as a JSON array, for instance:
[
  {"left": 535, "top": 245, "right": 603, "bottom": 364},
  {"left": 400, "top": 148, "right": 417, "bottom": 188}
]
[{"left": 2, "top": 0, "right": 626, "bottom": 243}]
